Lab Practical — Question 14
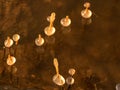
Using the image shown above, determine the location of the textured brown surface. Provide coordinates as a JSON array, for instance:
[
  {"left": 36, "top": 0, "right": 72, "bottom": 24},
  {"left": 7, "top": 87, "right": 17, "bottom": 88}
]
[{"left": 0, "top": 0, "right": 120, "bottom": 90}]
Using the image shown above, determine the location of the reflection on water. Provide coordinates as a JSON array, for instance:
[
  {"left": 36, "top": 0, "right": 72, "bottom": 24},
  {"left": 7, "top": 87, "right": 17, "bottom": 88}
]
[
  {"left": 61, "top": 26, "right": 71, "bottom": 34},
  {"left": 81, "top": 18, "right": 92, "bottom": 25}
]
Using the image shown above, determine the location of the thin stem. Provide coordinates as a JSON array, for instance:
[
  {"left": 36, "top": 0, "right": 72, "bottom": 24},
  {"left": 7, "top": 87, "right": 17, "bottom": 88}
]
[
  {"left": 53, "top": 58, "right": 59, "bottom": 75},
  {"left": 94, "top": 84, "right": 97, "bottom": 90},
  {"left": 2, "top": 47, "right": 6, "bottom": 61}
]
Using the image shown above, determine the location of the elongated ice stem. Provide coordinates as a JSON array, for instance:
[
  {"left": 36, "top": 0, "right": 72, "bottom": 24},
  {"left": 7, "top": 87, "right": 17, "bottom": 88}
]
[{"left": 53, "top": 58, "right": 59, "bottom": 76}]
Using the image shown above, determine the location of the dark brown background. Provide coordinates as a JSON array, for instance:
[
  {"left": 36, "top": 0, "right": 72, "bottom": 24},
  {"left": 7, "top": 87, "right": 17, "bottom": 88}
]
[{"left": 0, "top": 0, "right": 120, "bottom": 90}]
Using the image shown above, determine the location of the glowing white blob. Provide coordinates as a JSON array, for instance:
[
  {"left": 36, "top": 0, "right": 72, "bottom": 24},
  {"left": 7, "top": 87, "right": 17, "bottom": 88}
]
[
  {"left": 53, "top": 74, "right": 65, "bottom": 86},
  {"left": 44, "top": 26, "right": 56, "bottom": 36},
  {"left": 4, "top": 37, "right": 13, "bottom": 48},
  {"left": 7, "top": 55, "right": 16, "bottom": 66},
  {"left": 35, "top": 34, "right": 44, "bottom": 46},
  {"left": 60, "top": 16, "right": 71, "bottom": 27},
  {"left": 13, "top": 34, "right": 20, "bottom": 42}
]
